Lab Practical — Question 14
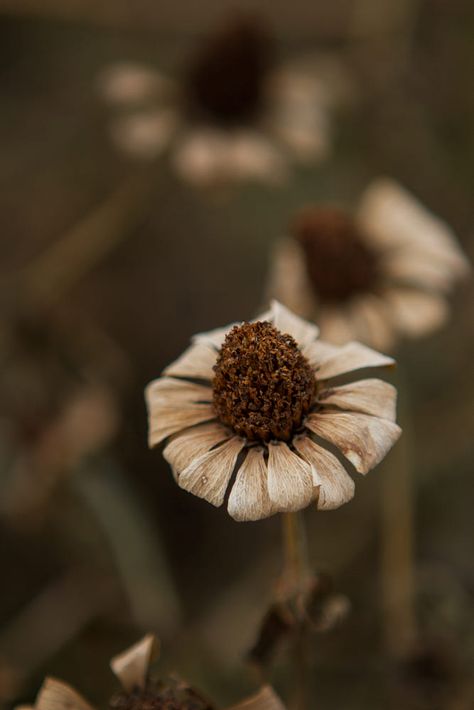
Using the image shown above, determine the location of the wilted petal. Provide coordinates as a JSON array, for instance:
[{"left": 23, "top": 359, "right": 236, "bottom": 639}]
[
  {"left": 146, "top": 377, "right": 212, "bottom": 406},
  {"left": 163, "top": 422, "right": 230, "bottom": 477},
  {"left": 163, "top": 342, "right": 216, "bottom": 380},
  {"left": 382, "top": 287, "right": 448, "bottom": 337},
  {"left": 265, "top": 238, "right": 316, "bottom": 318},
  {"left": 381, "top": 251, "right": 462, "bottom": 292},
  {"left": 226, "top": 685, "right": 286, "bottom": 710},
  {"left": 111, "top": 108, "right": 177, "bottom": 160},
  {"left": 357, "top": 178, "right": 469, "bottom": 278},
  {"left": 318, "top": 379, "right": 397, "bottom": 421},
  {"left": 178, "top": 437, "right": 245, "bottom": 506},
  {"left": 302, "top": 339, "right": 340, "bottom": 367},
  {"left": 193, "top": 323, "right": 237, "bottom": 349},
  {"left": 316, "top": 342, "right": 395, "bottom": 380},
  {"left": 267, "top": 442, "right": 314, "bottom": 512},
  {"left": 228, "top": 447, "right": 275, "bottom": 521},
  {"left": 346, "top": 294, "right": 396, "bottom": 352},
  {"left": 257, "top": 300, "right": 319, "bottom": 347},
  {"left": 318, "top": 305, "right": 358, "bottom": 346},
  {"left": 305, "top": 410, "right": 401, "bottom": 474},
  {"left": 147, "top": 402, "right": 215, "bottom": 447},
  {"left": 36, "top": 678, "right": 94, "bottom": 710},
  {"left": 110, "top": 634, "right": 158, "bottom": 692},
  {"left": 293, "top": 434, "right": 354, "bottom": 510}
]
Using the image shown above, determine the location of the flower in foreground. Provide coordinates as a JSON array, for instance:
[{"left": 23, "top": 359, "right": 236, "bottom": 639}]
[
  {"left": 145, "top": 301, "right": 401, "bottom": 521},
  {"left": 19, "top": 634, "right": 285, "bottom": 710},
  {"left": 98, "top": 14, "right": 348, "bottom": 187},
  {"left": 266, "top": 178, "right": 469, "bottom": 350}
]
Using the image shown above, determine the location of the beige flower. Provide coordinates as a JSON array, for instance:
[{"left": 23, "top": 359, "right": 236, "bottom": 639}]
[
  {"left": 145, "top": 301, "right": 401, "bottom": 521},
  {"left": 19, "top": 634, "right": 285, "bottom": 710},
  {"left": 98, "top": 15, "right": 348, "bottom": 187},
  {"left": 266, "top": 178, "right": 470, "bottom": 351}
]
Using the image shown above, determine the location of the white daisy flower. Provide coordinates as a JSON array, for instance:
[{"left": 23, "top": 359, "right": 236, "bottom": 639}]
[
  {"left": 145, "top": 301, "right": 401, "bottom": 521},
  {"left": 266, "top": 178, "right": 470, "bottom": 351}
]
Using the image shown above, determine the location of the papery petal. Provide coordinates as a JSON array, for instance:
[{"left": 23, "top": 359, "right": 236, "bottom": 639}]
[
  {"left": 316, "top": 342, "right": 395, "bottom": 380},
  {"left": 265, "top": 238, "right": 316, "bottom": 318},
  {"left": 178, "top": 437, "right": 245, "bottom": 506},
  {"left": 163, "top": 342, "right": 216, "bottom": 380},
  {"left": 228, "top": 447, "right": 275, "bottom": 522},
  {"left": 146, "top": 377, "right": 212, "bottom": 405},
  {"left": 147, "top": 402, "right": 215, "bottom": 447},
  {"left": 318, "top": 379, "right": 397, "bottom": 421},
  {"left": 293, "top": 434, "right": 355, "bottom": 510},
  {"left": 267, "top": 442, "right": 314, "bottom": 512},
  {"left": 382, "top": 287, "right": 449, "bottom": 338},
  {"left": 318, "top": 305, "right": 358, "bottom": 346},
  {"left": 346, "top": 294, "right": 396, "bottom": 352},
  {"left": 256, "top": 300, "right": 319, "bottom": 347},
  {"left": 110, "top": 634, "right": 158, "bottom": 693},
  {"left": 35, "top": 678, "right": 94, "bottom": 710},
  {"left": 193, "top": 323, "right": 238, "bottom": 349},
  {"left": 305, "top": 410, "right": 401, "bottom": 474},
  {"left": 226, "top": 685, "right": 286, "bottom": 710},
  {"left": 163, "top": 422, "right": 230, "bottom": 478}
]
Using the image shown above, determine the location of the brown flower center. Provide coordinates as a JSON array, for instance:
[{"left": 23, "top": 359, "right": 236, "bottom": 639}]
[
  {"left": 212, "top": 321, "right": 316, "bottom": 442},
  {"left": 109, "top": 683, "right": 213, "bottom": 710},
  {"left": 184, "top": 16, "right": 272, "bottom": 125},
  {"left": 291, "top": 207, "right": 379, "bottom": 303}
]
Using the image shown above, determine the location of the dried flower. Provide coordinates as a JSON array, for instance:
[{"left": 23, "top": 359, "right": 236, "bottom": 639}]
[
  {"left": 145, "top": 301, "right": 401, "bottom": 521},
  {"left": 19, "top": 635, "right": 285, "bottom": 710},
  {"left": 98, "top": 15, "right": 348, "bottom": 187},
  {"left": 266, "top": 178, "right": 469, "bottom": 350}
]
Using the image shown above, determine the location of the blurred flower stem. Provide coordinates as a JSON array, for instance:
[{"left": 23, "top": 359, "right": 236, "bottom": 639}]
[
  {"left": 281, "top": 511, "right": 310, "bottom": 710},
  {"left": 380, "top": 370, "right": 417, "bottom": 657}
]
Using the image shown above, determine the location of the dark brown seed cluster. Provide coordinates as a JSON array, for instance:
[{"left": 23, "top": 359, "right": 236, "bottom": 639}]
[
  {"left": 109, "top": 681, "right": 213, "bottom": 710},
  {"left": 184, "top": 15, "right": 272, "bottom": 125},
  {"left": 212, "top": 321, "right": 316, "bottom": 442},
  {"left": 291, "top": 207, "right": 379, "bottom": 303}
]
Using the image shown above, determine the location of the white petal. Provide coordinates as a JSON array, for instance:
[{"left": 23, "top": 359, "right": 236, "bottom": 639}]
[
  {"left": 110, "top": 108, "right": 177, "bottom": 160},
  {"left": 178, "top": 437, "right": 245, "bottom": 507},
  {"left": 163, "top": 422, "right": 230, "bottom": 477},
  {"left": 193, "top": 323, "right": 238, "bottom": 349},
  {"left": 110, "top": 634, "right": 158, "bottom": 692},
  {"left": 225, "top": 131, "right": 287, "bottom": 184},
  {"left": 357, "top": 178, "right": 469, "bottom": 279},
  {"left": 293, "top": 434, "right": 355, "bottom": 510},
  {"left": 316, "top": 342, "right": 395, "bottom": 380},
  {"left": 318, "top": 379, "right": 397, "bottom": 421},
  {"left": 145, "top": 377, "right": 212, "bottom": 406},
  {"left": 163, "top": 342, "right": 216, "bottom": 380},
  {"left": 265, "top": 238, "right": 316, "bottom": 318},
  {"left": 226, "top": 685, "right": 286, "bottom": 710},
  {"left": 267, "top": 442, "right": 315, "bottom": 512},
  {"left": 381, "top": 250, "right": 462, "bottom": 292},
  {"left": 260, "top": 300, "right": 319, "bottom": 347},
  {"left": 318, "top": 305, "right": 359, "bottom": 346},
  {"left": 302, "top": 339, "right": 340, "bottom": 367},
  {"left": 147, "top": 402, "right": 215, "bottom": 447},
  {"left": 382, "top": 287, "right": 449, "bottom": 338},
  {"left": 346, "top": 294, "right": 396, "bottom": 352},
  {"left": 305, "top": 410, "right": 401, "bottom": 474},
  {"left": 36, "top": 678, "right": 94, "bottom": 710},
  {"left": 172, "top": 129, "right": 230, "bottom": 186},
  {"left": 228, "top": 447, "right": 275, "bottom": 522},
  {"left": 97, "top": 62, "right": 175, "bottom": 105}
]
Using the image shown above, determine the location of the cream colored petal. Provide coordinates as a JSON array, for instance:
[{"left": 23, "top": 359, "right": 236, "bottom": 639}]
[
  {"left": 265, "top": 300, "right": 320, "bottom": 347},
  {"left": 316, "top": 342, "right": 395, "bottom": 380},
  {"left": 36, "top": 678, "right": 94, "bottom": 710},
  {"left": 318, "top": 379, "right": 397, "bottom": 421},
  {"left": 147, "top": 403, "right": 215, "bottom": 447},
  {"left": 163, "top": 422, "right": 230, "bottom": 477},
  {"left": 225, "top": 132, "right": 287, "bottom": 184},
  {"left": 97, "top": 62, "right": 175, "bottom": 105},
  {"left": 226, "top": 685, "right": 286, "bottom": 710},
  {"left": 382, "top": 287, "right": 449, "bottom": 338},
  {"left": 265, "top": 238, "right": 316, "bottom": 318},
  {"left": 305, "top": 410, "right": 401, "bottom": 474},
  {"left": 318, "top": 305, "right": 358, "bottom": 346},
  {"left": 111, "top": 108, "right": 177, "bottom": 160},
  {"left": 293, "top": 434, "right": 355, "bottom": 510},
  {"left": 163, "top": 342, "right": 216, "bottom": 380},
  {"left": 146, "top": 377, "right": 212, "bottom": 406},
  {"left": 178, "top": 436, "right": 245, "bottom": 507},
  {"left": 267, "top": 442, "right": 315, "bottom": 512},
  {"left": 193, "top": 323, "right": 237, "bottom": 349},
  {"left": 381, "top": 251, "right": 462, "bottom": 292},
  {"left": 227, "top": 447, "right": 275, "bottom": 522},
  {"left": 172, "top": 129, "right": 230, "bottom": 186},
  {"left": 110, "top": 634, "right": 158, "bottom": 692},
  {"left": 346, "top": 294, "right": 396, "bottom": 352},
  {"left": 357, "top": 178, "right": 469, "bottom": 279},
  {"left": 302, "top": 339, "right": 340, "bottom": 367}
]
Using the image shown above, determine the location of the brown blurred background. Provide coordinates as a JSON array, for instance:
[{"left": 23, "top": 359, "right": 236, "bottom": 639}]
[{"left": 0, "top": 1, "right": 473, "bottom": 709}]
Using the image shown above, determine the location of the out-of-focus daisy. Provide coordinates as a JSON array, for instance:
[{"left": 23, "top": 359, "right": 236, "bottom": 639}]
[
  {"left": 266, "top": 178, "right": 470, "bottom": 351},
  {"left": 98, "top": 14, "right": 348, "bottom": 187},
  {"left": 145, "top": 301, "right": 401, "bottom": 521},
  {"left": 19, "top": 634, "right": 285, "bottom": 710}
]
